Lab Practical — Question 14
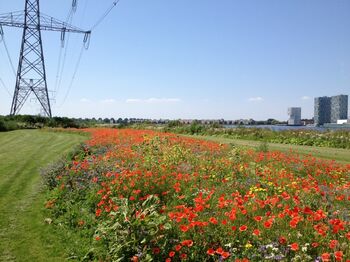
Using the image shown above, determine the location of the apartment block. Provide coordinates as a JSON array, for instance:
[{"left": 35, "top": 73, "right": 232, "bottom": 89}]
[
  {"left": 314, "top": 95, "right": 348, "bottom": 126},
  {"left": 288, "top": 107, "right": 301, "bottom": 125}
]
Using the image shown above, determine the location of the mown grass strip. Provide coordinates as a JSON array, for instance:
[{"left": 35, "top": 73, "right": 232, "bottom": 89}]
[
  {"left": 0, "top": 130, "right": 86, "bottom": 261},
  {"left": 184, "top": 134, "right": 350, "bottom": 163}
]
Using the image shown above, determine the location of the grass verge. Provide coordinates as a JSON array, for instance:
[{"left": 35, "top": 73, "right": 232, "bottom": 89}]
[
  {"left": 183, "top": 134, "right": 350, "bottom": 163},
  {"left": 0, "top": 129, "right": 86, "bottom": 261}
]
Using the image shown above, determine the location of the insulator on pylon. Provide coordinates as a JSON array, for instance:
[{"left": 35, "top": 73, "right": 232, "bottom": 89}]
[
  {"left": 60, "top": 29, "right": 66, "bottom": 47},
  {"left": 83, "top": 32, "right": 91, "bottom": 49},
  {"left": 72, "top": 0, "right": 78, "bottom": 13}
]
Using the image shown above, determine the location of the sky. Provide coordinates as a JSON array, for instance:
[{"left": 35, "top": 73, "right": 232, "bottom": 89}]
[{"left": 0, "top": 0, "right": 349, "bottom": 120}]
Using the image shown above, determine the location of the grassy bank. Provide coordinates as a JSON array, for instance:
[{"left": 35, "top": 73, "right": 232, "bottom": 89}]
[
  {"left": 184, "top": 134, "right": 350, "bottom": 164},
  {"left": 0, "top": 130, "right": 85, "bottom": 261}
]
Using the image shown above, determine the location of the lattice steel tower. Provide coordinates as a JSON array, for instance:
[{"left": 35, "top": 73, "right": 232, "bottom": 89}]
[{"left": 0, "top": 0, "right": 90, "bottom": 117}]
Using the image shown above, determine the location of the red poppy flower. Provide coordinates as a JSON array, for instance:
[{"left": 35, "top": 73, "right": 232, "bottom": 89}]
[
  {"left": 279, "top": 236, "right": 287, "bottom": 245},
  {"left": 180, "top": 224, "right": 190, "bottom": 232},
  {"left": 216, "top": 247, "right": 224, "bottom": 255},
  {"left": 95, "top": 209, "right": 102, "bottom": 217},
  {"left": 321, "top": 253, "right": 331, "bottom": 262},
  {"left": 222, "top": 252, "right": 230, "bottom": 259},
  {"left": 254, "top": 216, "right": 262, "bottom": 222},
  {"left": 253, "top": 229, "right": 260, "bottom": 236},
  {"left": 152, "top": 247, "right": 160, "bottom": 254},
  {"left": 181, "top": 240, "right": 193, "bottom": 247},
  {"left": 311, "top": 242, "right": 319, "bottom": 248},
  {"left": 209, "top": 217, "right": 218, "bottom": 224},
  {"left": 207, "top": 248, "right": 215, "bottom": 256},
  {"left": 264, "top": 220, "right": 272, "bottom": 229},
  {"left": 334, "top": 251, "right": 343, "bottom": 261},
  {"left": 346, "top": 232, "right": 350, "bottom": 240},
  {"left": 329, "top": 239, "right": 338, "bottom": 249},
  {"left": 239, "top": 225, "right": 248, "bottom": 231},
  {"left": 180, "top": 253, "right": 187, "bottom": 260},
  {"left": 290, "top": 242, "right": 299, "bottom": 251}
]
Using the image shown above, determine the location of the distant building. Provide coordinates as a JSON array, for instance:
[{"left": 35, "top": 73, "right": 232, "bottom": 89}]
[
  {"left": 314, "top": 97, "right": 331, "bottom": 126},
  {"left": 288, "top": 107, "right": 301, "bottom": 125},
  {"left": 301, "top": 118, "right": 314, "bottom": 126},
  {"left": 337, "top": 119, "right": 350, "bottom": 124},
  {"left": 314, "top": 95, "right": 348, "bottom": 126},
  {"left": 331, "top": 95, "right": 348, "bottom": 123}
]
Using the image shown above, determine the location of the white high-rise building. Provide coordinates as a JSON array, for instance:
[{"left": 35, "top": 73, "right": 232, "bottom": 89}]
[{"left": 288, "top": 107, "right": 301, "bottom": 126}]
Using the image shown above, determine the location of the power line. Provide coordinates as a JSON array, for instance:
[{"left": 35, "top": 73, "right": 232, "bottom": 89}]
[
  {"left": 54, "top": 1, "right": 79, "bottom": 98},
  {"left": 80, "top": 0, "right": 90, "bottom": 27},
  {"left": 55, "top": 31, "right": 72, "bottom": 96},
  {"left": 53, "top": 43, "right": 63, "bottom": 96},
  {"left": 58, "top": 0, "right": 119, "bottom": 107},
  {"left": 0, "top": 32, "right": 13, "bottom": 97},
  {"left": 0, "top": 76, "right": 11, "bottom": 97},
  {"left": 1, "top": 36, "right": 17, "bottom": 77},
  {"left": 58, "top": 43, "right": 85, "bottom": 107},
  {"left": 90, "top": 0, "right": 120, "bottom": 31}
]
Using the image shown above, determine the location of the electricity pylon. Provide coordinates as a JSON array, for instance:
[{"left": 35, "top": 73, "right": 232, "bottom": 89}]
[{"left": 0, "top": 0, "right": 91, "bottom": 117}]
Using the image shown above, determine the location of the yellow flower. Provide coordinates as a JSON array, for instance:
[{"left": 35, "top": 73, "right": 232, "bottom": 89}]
[{"left": 245, "top": 242, "right": 253, "bottom": 249}]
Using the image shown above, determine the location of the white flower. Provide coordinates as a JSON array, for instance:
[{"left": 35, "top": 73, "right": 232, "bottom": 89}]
[{"left": 272, "top": 247, "right": 279, "bottom": 252}]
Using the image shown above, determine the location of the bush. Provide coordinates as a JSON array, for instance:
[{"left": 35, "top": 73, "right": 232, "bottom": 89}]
[
  {"left": 0, "top": 120, "right": 7, "bottom": 131},
  {"left": 3, "top": 120, "right": 19, "bottom": 131}
]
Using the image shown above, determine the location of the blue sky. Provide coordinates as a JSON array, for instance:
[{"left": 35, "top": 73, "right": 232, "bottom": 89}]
[{"left": 0, "top": 0, "right": 349, "bottom": 120}]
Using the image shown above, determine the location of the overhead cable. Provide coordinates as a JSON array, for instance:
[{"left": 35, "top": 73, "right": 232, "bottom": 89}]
[
  {"left": 90, "top": 0, "right": 120, "bottom": 31},
  {"left": 59, "top": 43, "right": 85, "bottom": 107},
  {"left": 80, "top": 0, "right": 90, "bottom": 27},
  {"left": 1, "top": 36, "right": 17, "bottom": 77},
  {"left": 54, "top": 0, "right": 78, "bottom": 98},
  {"left": 0, "top": 76, "right": 11, "bottom": 97}
]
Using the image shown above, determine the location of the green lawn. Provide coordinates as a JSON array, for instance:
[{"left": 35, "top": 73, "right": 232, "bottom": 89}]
[
  {"left": 0, "top": 130, "right": 86, "bottom": 262},
  {"left": 184, "top": 134, "right": 350, "bottom": 164}
]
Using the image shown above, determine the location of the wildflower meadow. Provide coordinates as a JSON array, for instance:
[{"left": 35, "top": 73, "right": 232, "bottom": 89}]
[{"left": 43, "top": 128, "right": 350, "bottom": 261}]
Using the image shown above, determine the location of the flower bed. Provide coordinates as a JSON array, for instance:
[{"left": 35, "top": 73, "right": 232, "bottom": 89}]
[{"left": 44, "top": 128, "right": 350, "bottom": 261}]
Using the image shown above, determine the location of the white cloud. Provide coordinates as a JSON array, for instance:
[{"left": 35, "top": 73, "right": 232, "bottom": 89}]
[
  {"left": 301, "top": 96, "right": 311, "bottom": 100},
  {"left": 126, "top": 98, "right": 182, "bottom": 104},
  {"left": 126, "top": 98, "right": 142, "bottom": 103},
  {"left": 100, "top": 98, "right": 116, "bottom": 104},
  {"left": 80, "top": 98, "right": 90, "bottom": 103},
  {"left": 248, "top": 97, "right": 264, "bottom": 102}
]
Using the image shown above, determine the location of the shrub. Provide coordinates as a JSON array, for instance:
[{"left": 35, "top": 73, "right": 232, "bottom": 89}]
[{"left": 0, "top": 120, "right": 7, "bottom": 131}]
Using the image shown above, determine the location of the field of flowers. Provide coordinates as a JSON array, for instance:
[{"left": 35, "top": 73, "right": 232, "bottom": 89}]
[
  {"left": 43, "top": 128, "right": 350, "bottom": 261},
  {"left": 165, "top": 124, "right": 350, "bottom": 149}
]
